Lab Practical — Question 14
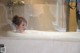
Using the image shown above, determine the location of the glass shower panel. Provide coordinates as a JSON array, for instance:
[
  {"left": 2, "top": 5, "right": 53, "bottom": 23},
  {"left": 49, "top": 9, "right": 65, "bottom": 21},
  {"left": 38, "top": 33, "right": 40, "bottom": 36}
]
[
  {"left": 0, "top": 3, "right": 8, "bottom": 27},
  {"left": 51, "top": 0, "right": 66, "bottom": 32},
  {"left": 11, "top": 0, "right": 66, "bottom": 32}
]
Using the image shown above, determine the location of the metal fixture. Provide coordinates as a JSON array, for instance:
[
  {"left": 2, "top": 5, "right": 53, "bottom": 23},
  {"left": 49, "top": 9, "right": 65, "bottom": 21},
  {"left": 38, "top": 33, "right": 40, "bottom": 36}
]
[
  {"left": 7, "top": 0, "right": 25, "bottom": 7},
  {"left": 0, "top": 44, "right": 6, "bottom": 53}
]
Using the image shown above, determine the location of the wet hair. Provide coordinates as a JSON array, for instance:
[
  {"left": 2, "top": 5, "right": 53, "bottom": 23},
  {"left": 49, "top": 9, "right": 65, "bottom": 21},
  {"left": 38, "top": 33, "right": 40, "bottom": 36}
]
[{"left": 12, "top": 15, "right": 27, "bottom": 26}]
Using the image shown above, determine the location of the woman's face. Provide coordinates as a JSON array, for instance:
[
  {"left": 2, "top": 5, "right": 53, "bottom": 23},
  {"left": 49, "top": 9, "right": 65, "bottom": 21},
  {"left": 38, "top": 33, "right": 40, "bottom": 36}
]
[{"left": 16, "top": 21, "right": 26, "bottom": 33}]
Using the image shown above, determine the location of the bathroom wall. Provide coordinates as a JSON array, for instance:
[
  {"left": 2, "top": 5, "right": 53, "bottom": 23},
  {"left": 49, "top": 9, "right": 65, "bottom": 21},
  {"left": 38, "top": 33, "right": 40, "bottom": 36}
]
[{"left": 12, "top": 0, "right": 66, "bottom": 31}]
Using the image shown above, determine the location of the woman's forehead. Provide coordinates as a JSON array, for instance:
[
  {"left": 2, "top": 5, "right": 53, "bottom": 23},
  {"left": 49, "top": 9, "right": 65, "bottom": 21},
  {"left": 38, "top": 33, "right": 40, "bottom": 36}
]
[{"left": 21, "top": 21, "right": 27, "bottom": 25}]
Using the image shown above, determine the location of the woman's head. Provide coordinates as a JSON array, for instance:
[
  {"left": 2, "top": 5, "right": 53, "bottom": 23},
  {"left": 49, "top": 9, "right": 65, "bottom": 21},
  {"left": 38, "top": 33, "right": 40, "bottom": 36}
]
[{"left": 12, "top": 15, "right": 27, "bottom": 33}]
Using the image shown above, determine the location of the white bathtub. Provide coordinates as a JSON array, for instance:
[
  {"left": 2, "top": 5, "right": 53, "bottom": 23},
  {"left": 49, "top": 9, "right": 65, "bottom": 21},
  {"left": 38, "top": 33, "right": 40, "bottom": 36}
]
[{"left": 0, "top": 30, "right": 80, "bottom": 53}]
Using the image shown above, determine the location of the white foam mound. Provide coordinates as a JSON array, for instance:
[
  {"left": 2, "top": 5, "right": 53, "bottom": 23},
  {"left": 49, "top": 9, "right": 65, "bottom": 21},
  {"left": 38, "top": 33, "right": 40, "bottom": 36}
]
[{"left": 7, "top": 30, "right": 80, "bottom": 41}]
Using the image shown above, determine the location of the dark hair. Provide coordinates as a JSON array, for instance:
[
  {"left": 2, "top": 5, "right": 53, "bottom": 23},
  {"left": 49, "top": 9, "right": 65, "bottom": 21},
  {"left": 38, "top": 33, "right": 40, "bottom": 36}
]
[{"left": 12, "top": 15, "right": 27, "bottom": 26}]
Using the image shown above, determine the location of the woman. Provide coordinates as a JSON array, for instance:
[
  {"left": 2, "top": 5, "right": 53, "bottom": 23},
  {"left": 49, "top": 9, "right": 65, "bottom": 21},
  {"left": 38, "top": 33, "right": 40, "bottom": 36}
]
[{"left": 12, "top": 15, "right": 27, "bottom": 33}]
